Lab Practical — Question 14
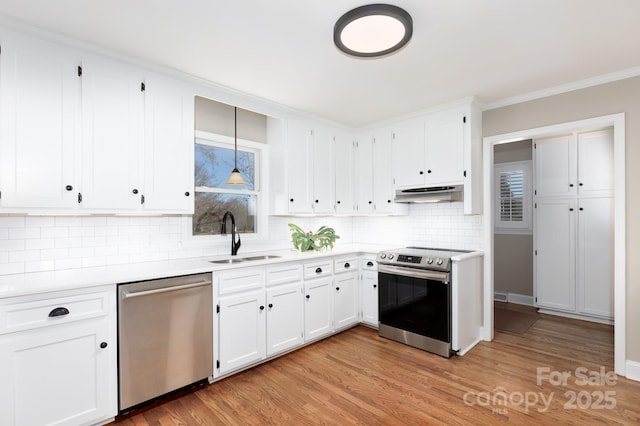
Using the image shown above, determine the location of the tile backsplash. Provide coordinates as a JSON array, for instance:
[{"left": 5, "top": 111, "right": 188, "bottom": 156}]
[{"left": 0, "top": 203, "right": 484, "bottom": 275}]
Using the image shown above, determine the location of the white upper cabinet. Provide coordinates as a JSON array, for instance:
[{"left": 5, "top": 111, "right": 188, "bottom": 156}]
[
  {"left": 372, "top": 129, "right": 406, "bottom": 214},
  {"left": 535, "top": 134, "right": 576, "bottom": 198},
  {"left": 285, "top": 118, "right": 313, "bottom": 213},
  {"left": 424, "top": 109, "right": 464, "bottom": 185},
  {"left": 355, "top": 134, "right": 375, "bottom": 214},
  {"left": 143, "top": 74, "right": 194, "bottom": 212},
  {"left": 0, "top": 33, "right": 80, "bottom": 210},
  {"left": 577, "top": 129, "right": 614, "bottom": 197},
  {"left": 80, "top": 55, "right": 144, "bottom": 210},
  {"left": 334, "top": 132, "right": 355, "bottom": 214},
  {"left": 391, "top": 120, "right": 425, "bottom": 188},
  {"left": 311, "top": 125, "right": 335, "bottom": 214}
]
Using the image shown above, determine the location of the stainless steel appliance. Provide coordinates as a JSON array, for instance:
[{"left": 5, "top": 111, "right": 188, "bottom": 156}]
[
  {"left": 118, "top": 273, "right": 213, "bottom": 412},
  {"left": 376, "top": 247, "right": 469, "bottom": 358}
]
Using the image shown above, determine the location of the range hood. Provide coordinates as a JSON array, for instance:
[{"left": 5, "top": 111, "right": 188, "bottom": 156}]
[{"left": 394, "top": 185, "right": 463, "bottom": 203}]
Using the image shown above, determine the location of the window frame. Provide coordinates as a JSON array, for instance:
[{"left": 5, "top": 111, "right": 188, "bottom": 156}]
[
  {"left": 188, "top": 130, "right": 268, "bottom": 241},
  {"left": 494, "top": 160, "right": 533, "bottom": 235}
]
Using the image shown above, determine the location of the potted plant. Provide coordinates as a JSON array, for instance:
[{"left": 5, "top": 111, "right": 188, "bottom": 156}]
[{"left": 288, "top": 224, "right": 340, "bottom": 251}]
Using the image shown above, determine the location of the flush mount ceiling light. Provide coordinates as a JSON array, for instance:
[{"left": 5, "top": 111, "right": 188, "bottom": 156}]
[{"left": 334, "top": 4, "right": 413, "bottom": 58}]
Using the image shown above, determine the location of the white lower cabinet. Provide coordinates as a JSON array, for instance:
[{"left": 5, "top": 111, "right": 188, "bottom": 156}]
[
  {"left": 266, "top": 282, "right": 303, "bottom": 357},
  {"left": 217, "top": 289, "right": 266, "bottom": 375},
  {"left": 304, "top": 276, "right": 333, "bottom": 342},
  {"left": 333, "top": 272, "right": 359, "bottom": 330},
  {"left": 0, "top": 286, "right": 117, "bottom": 426},
  {"left": 361, "top": 270, "right": 378, "bottom": 327}
]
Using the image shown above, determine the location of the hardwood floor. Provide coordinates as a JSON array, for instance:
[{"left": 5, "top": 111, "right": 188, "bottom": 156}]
[{"left": 113, "top": 314, "right": 640, "bottom": 425}]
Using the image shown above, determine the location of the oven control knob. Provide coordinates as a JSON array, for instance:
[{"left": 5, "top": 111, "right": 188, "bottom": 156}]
[
  {"left": 380, "top": 253, "right": 387, "bottom": 259},
  {"left": 436, "top": 258, "right": 443, "bottom": 266},
  {"left": 426, "top": 257, "right": 433, "bottom": 264},
  {"left": 388, "top": 254, "right": 394, "bottom": 260}
]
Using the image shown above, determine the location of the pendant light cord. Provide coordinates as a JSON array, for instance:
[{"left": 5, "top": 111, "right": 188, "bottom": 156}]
[{"left": 234, "top": 106, "right": 238, "bottom": 169}]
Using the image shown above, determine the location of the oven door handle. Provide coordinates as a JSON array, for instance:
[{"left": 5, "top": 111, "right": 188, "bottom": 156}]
[{"left": 378, "top": 264, "right": 449, "bottom": 283}]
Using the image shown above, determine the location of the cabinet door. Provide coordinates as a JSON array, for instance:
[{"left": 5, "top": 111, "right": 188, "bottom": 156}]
[
  {"left": 304, "top": 277, "right": 333, "bottom": 342},
  {"left": 311, "top": 126, "right": 335, "bottom": 214},
  {"left": 266, "top": 283, "right": 303, "bottom": 356},
  {"left": 143, "top": 74, "right": 194, "bottom": 212},
  {"left": 333, "top": 272, "right": 359, "bottom": 330},
  {"left": 577, "top": 197, "right": 613, "bottom": 318},
  {"left": 391, "top": 121, "right": 425, "bottom": 189},
  {"left": 334, "top": 134, "right": 355, "bottom": 214},
  {"left": 81, "top": 56, "right": 144, "bottom": 210},
  {"left": 372, "top": 130, "right": 397, "bottom": 213},
  {"left": 534, "top": 135, "right": 576, "bottom": 198},
  {"left": 0, "top": 318, "right": 115, "bottom": 426},
  {"left": 286, "top": 120, "right": 312, "bottom": 213},
  {"left": 534, "top": 198, "right": 576, "bottom": 311},
  {"left": 355, "top": 135, "right": 374, "bottom": 213},
  {"left": 0, "top": 35, "right": 79, "bottom": 209},
  {"left": 577, "top": 129, "right": 613, "bottom": 197},
  {"left": 218, "top": 290, "right": 266, "bottom": 375},
  {"left": 424, "top": 110, "right": 464, "bottom": 185},
  {"left": 361, "top": 271, "right": 378, "bottom": 327}
]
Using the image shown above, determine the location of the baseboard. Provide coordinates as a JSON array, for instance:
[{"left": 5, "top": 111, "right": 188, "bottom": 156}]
[
  {"left": 494, "top": 292, "right": 533, "bottom": 306},
  {"left": 537, "top": 309, "right": 613, "bottom": 325},
  {"left": 625, "top": 360, "right": 640, "bottom": 382}
]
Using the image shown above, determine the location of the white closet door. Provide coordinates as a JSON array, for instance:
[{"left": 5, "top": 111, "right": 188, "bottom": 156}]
[
  {"left": 535, "top": 198, "right": 576, "bottom": 311},
  {"left": 577, "top": 129, "right": 614, "bottom": 197},
  {"left": 577, "top": 197, "right": 614, "bottom": 318}
]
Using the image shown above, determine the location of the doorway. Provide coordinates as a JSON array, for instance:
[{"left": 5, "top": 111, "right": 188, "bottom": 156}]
[{"left": 482, "top": 113, "right": 626, "bottom": 375}]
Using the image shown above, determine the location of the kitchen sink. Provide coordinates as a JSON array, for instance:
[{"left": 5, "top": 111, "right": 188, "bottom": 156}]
[{"left": 209, "top": 255, "right": 281, "bottom": 264}]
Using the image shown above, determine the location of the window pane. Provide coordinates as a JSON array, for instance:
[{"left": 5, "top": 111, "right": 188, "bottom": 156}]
[
  {"left": 195, "top": 143, "right": 255, "bottom": 190},
  {"left": 193, "top": 192, "right": 257, "bottom": 235}
]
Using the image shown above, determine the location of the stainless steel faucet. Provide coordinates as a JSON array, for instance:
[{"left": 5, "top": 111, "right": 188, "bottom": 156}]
[{"left": 221, "top": 211, "right": 241, "bottom": 256}]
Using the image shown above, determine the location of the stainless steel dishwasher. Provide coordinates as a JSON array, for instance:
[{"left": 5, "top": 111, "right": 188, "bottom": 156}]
[{"left": 118, "top": 273, "right": 213, "bottom": 412}]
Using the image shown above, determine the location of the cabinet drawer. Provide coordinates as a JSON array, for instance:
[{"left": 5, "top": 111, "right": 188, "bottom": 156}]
[
  {"left": 0, "top": 291, "right": 110, "bottom": 335},
  {"left": 303, "top": 261, "right": 333, "bottom": 280},
  {"left": 267, "top": 263, "right": 302, "bottom": 286},
  {"left": 334, "top": 257, "right": 359, "bottom": 274},
  {"left": 362, "top": 257, "right": 378, "bottom": 271},
  {"left": 217, "top": 268, "right": 265, "bottom": 295}
]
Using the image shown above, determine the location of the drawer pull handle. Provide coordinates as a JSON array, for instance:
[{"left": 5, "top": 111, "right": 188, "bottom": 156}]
[
  {"left": 268, "top": 303, "right": 273, "bottom": 308},
  {"left": 344, "top": 262, "right": 350, "bottom": 268},
  {"left": 367, "top": 261, "right": 374, "bottom": 267},
  {"left": 48, "top": 307, "right": 70, "bottom": 318},
  {"left": 315, "top": 267, "right": 322, "bottom": 274},
  {"left": 259, "top": 305, "right": 265, "bottom": 311},
  {"left": 100, "top": 342, "right": 108, "bottom": 349},
  {"left": 373, "top": 284, "right": 377, "bottom": 289}
]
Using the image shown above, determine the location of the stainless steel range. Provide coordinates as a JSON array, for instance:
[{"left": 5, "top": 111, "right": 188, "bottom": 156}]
[{"left": 376, "top": 247, "right": 471, "bottom": 358}]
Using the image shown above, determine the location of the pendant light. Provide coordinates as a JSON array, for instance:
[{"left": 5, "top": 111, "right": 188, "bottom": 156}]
[{"left": 226, "top": 106, "right": 246, "bottom": 185}]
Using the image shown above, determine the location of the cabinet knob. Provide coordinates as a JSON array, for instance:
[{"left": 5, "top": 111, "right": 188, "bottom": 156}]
[
  {"left": 569, "top": 208, "right": 574, "bottom": 211},
  {"left": 65, "top": 185, "right": 73, "bottom": 191},
  {"left": 132, "top": 188, "right": 139, "bottom": 194},
  {"left": 569, "top": 183, "right": 574, "bottom": 188},
  {"left": 315, "top": 267, "right": 322, "bottom": 274},
  {"left": 184, "top": 191, "right": 190, "bottom": 196},
  {"left": 336, "top": 287, "right": 340, "bottom": 291},
  {"left": 579, "top": 182, "right": 583, "bottom": 186},
  {"left": 373, "top": 284, "right": 377, "bottom": 288},
  {"left": 387, "top": 200, "right": 391, "bottom": 203},
  {"left": 315, "top": 199, "right": 319, "bottom": 203},
  {"left": 419, "top": 171, "right": 424, "bottom": 175},
  {"left": 344, "top": 262, "right": 350, "bottom": 268},
  {"left": 367, "top": 261, "right": 374, "bottom": 267},
  {"left": 427, "top": 169, "right": 432, "bottom": 174},
  {"left": 48, "top": 307, "right": 69, "bottom": 317},
  {"left": 579, "top": 207, "right": 584, "bottom": 211},
  {"left": 290, "top": 198, "right": 294, "bottom": 202},
  {"left": 368, "top": 201, "right": 372, "bottom": 204},
  {"left": 306, "top": 295, "right": 310, "bottom": 299},
  {"left": 100, "top": 342, "right": 108, "bottom": 349},
  {"left": 268, "top": 303, "right": 273, "bottom": 308},
  {"left": 259, "top": 305, "right": 265, "bottom": 311},
  {"left": 337, "top": 200, "right": 341, "bottom": 204}
]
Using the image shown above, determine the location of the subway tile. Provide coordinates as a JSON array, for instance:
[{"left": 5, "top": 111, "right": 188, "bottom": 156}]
[
  {"left": 55, "top": 217, "right": 82, "bottom": 227},
  {"left": 41, "top": 227, "right": 69, "bottom": 238},
  {"left": 26, "top": 239, "right": 55, "bottom": 250},
  {"left": 25, "top": 260, "right": 55, "bottom": 273},
  {"left": 82, "top": 236, "right": 107, "bottom": 248},
  {"left": 0, "top": 228, "right": 8, "bottom": 239},
  {"left": 55, "top": 258, "right": 83, "bottom": 270},
  {"left": 0, "top": 262, "right": 25, "bottom": 275},
  {"left": 9, "top": 227, "right": 40, "bottom": 240},
  {"left": 55, "top": 237, "right": 82, "bottom": 249},
  {"left": 0, "top": 251, "right": 8, "bottom": 263},
  {"left": 107, "top": 254, "right": 129, "bottom": 265},
  {"left": 0, "top": 216, "right": 25, "bottom": 228},
  {"left": 69, "top": 247, "right": 94, "bottom": 258},
  {"left": 9, "top": 250, "right": 40, "bottom": 263},
  {"left": 82, "top": 257, "right": 107, "bottom": 268},
  {"left": 0, "top": 240, "right": 25, "bottom": 251},
  {"left": 69, "top": 226, "right": 95, "bottom": 238},
  {"left": 41, "top": 248, "right": 70, "bottom": 261},
  {"left": 82, "top": 216, "right": 107, "bottom": 227},
  {"left": 25, "top": 216, "right": 55, "bottom": 227}
]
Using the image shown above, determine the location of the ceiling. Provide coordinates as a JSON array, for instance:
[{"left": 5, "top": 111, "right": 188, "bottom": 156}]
[{"left": 1, "top": 0, "right": 639, "bottom": 127}]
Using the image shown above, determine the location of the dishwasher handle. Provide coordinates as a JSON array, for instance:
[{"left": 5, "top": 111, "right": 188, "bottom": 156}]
[{"left": 122, "top": 280, "right": 211, "bottom": 299}]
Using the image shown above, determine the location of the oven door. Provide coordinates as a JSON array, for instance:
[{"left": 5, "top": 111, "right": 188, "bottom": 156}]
[{"left": 378, "top": 264, "right": 450, "bottom": 344}]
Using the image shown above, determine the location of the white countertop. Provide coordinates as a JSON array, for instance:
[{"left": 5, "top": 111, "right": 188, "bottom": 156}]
[{"left": 0, "top": 244, "right": 396, "bottom": 299}]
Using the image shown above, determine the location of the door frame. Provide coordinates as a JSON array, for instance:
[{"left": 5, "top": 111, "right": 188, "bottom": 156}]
[{"left": 482, "top": 113, "right": 626, "bottom": 375}]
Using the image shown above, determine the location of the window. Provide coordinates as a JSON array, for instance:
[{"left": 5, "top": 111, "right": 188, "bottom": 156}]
[
  {"left": 494, "top": 161, "right": 532, "bottom": 234},
  {"left": 193, "top": 133, "right": 262, "bottom": 236}
]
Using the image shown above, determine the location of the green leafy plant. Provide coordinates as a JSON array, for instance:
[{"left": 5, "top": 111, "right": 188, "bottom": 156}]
[{"left": 288, "top": 224, "right": 340, "bottom": 251}]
